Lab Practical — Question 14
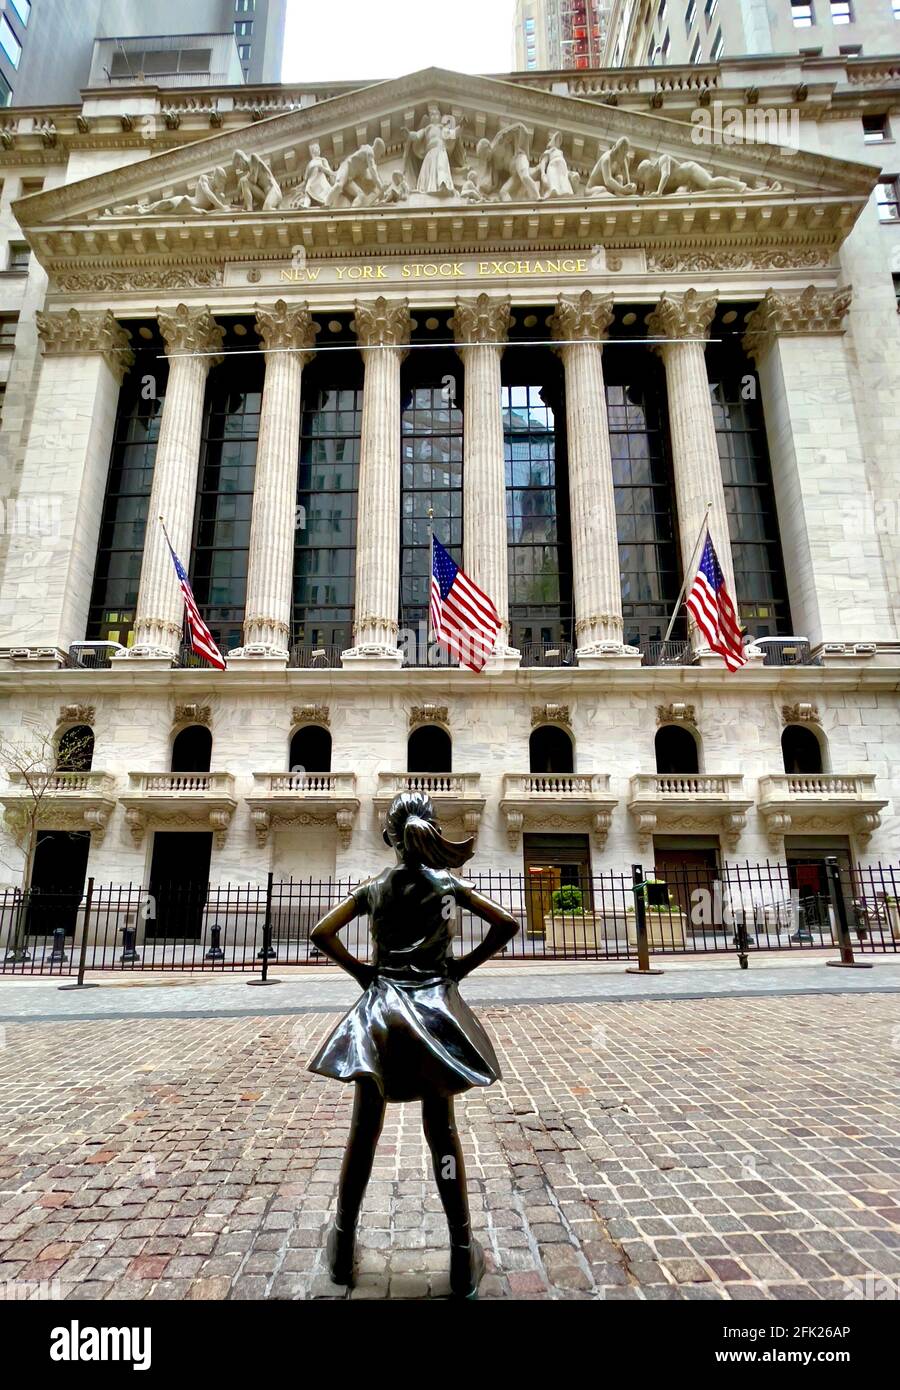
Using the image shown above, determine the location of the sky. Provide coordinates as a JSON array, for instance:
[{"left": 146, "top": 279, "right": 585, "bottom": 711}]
[{"left": 281, "top": 0, "right": 518, "bottom": 85}]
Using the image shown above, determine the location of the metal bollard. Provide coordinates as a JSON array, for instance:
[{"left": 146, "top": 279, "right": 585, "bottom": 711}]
[
  {"left": 626, "top": 864, "right": 664, "bottom": 976},
  {"left": 49, "top": 927, "right": 68, "bottom": 964},
  {"left": 825, "top": 857, "right": 872, "bottom": 970},
  {"left": 119, "top": 924, "right": 140, "bottom": 964},
  {"left": 205, "top": 923, "right": 225, "bottom": 961}
]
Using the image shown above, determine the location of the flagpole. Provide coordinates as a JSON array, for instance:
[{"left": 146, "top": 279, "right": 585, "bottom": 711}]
[{"left": 662, "top": 501, "right": 713, "bottom": 646}]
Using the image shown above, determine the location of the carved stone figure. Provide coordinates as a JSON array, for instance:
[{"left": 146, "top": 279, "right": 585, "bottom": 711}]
[
  {"left": 535, "top": 130, "right": 574, "bottom": 198},
  {"left": 402, "top": 105, "right": 465, "bottom": 195},
  {"left": 104, "top": 166, "right": 230, "bottom": 217},
  {"left": 635, "top": 153, "right": 749, "bottom": 196},
  {"left": 327, "top": 137, "right": 386, "bottom": 207},
  {"left": 459, "top": 169, "right": 485, "bottom": 202},
  {"left": 233, "top": 149, "right": 283, "bottom": 210},
  {"left": 294, "top": 142, "right": 336, "bottom": 208},
  {"left": 379, "top": 170, "right": 410, "bottom": 205},
  {"left": 586, "top": 137, "right": 637, "bottom": 197},
  {"left": 476, "top": 122, "right": 541, "bottom": 202}
]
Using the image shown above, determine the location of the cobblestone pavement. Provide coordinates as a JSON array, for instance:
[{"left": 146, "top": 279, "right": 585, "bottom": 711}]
[{"left": 0, "top": 982, "right": 898, "bottom": 1301}]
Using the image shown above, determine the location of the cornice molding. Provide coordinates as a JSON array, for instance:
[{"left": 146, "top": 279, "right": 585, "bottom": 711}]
[
  {"left": 254, "top": 299, "right": 317, "bottom": 354},
  {"left": 742, "top": 284, "right": 853, "bottom": 361},
  {"left": 35, "top": 307, "right": 134, "bottom": 381}
]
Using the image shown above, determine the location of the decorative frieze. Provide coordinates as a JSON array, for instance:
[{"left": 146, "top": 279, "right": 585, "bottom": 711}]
[
  {"left": 173, "top": 704, "right": 211, "bottom": 728},
  {"left": 54, "top": 268, "right": 224, "bottom": 292},
  {"left": 36, "top": 309, "right": 134, "bottom": 384},
  {"left": 742, "top": 286, "right": 853, "bottom": 362},
  {"left": 58, "top": 704, "right": 95, "bottom": 727},
  {"left": 532, "top": 704, "right": 570, "bottom": 728},
  {"left": 293, "top": 704, "right": 330, "bottom": 728},
  {"left": 657, "top": 703, "right": 696, "bottom": 726},
  {"left": 409, "top": 704, "right": 449, "bottom": 729},
  {"left": 782, "top": 702, "right": 819, "bottom": 724}
]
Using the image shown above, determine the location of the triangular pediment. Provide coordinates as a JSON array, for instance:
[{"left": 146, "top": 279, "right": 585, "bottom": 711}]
[{"left": 12, "top": 67, "right": 878, "bottom": 281}]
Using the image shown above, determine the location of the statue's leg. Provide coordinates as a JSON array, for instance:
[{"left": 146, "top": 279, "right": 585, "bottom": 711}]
[
  {"left": 422, "top": 1094, "right": 485, "bottom": 1298},
  {"left": 328, "top": 1077, "right": 385, "bottom": 1284}
]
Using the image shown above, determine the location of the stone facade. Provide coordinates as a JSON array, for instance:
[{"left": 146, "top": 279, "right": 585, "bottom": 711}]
[{"left": 0, "top": 56, "right": 897, "bottom": 889}]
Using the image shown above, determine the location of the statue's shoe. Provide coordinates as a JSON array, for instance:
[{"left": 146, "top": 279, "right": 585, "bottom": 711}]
[
  {"left": 449, "top": 1237, "right": 485, "bottom": 1299},
  {"left": 326, "top": 1221, "right": 356, "bottom": 1286}
]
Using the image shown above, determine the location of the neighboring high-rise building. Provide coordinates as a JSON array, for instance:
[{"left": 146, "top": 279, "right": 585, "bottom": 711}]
[
  {"left": 514, "top": 0, "right": 611, "bottom": 71},
  {"left": 0, "top": 0, "right": 287, "bottom": 106},
  {"left": 604, "top": 0, "right": 900, "bottom": 68}
]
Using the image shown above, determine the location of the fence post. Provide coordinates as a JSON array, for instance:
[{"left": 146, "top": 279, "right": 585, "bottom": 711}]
[
  {"left": 825, "top": 857, "right": 872, "bottom": 970},
  {"left": 59, "top": 877, "right": 98, "bottom": 991},
  {"left": 247, "top": 871, "right": 280, "bottom": 987},
  {"left": 626, "top": 864, "right": 664, "bottom": 976}
]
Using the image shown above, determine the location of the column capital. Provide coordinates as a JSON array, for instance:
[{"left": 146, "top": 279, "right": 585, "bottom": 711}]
[
  {"left": 254, "top": 298, "right": 318, "bottom": 357},
  {"left": 645, "top": 288, "right": 717, "bottom": 342},
  {"left": 549, "top": 290, "right": 614, "bottom": 344},
  {"left": 351, "top": 296, "right": 412, "bottom": 351},
  {"left": 157, "top": 303, "right": 225, "bottom": 363},
  {"left": 742, "top": 285, "right": 853, "bottom": 363},
  {"left": 36, "top": 308, "right": 134, "bottom": 384},
  {"left": 450, "top": 293, "right": 511, "bottom": 349}
]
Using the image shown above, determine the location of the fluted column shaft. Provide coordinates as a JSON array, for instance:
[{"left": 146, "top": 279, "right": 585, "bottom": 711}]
[
  {"left": 451, "top": 294, "right": 517, "bottom": 662},
  {"left": 343, "top": 297, "right": 412, "bottom": 664},
  {"left": 233, "top": 302, "right": 317, "bottom": 661},
  {"left": 647, "top": 291, "right": 736, "bottom": 652},
  {"left": 130, "top": 306, "right": 224, "bottom": 659},
  {"left": 550, "top": 292, "right": 634, "bottom": 662}
]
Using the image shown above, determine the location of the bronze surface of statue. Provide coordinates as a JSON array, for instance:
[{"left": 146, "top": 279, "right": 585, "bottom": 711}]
[{"left": 307, "top": 791, "right": 519, "bottom": 1298}]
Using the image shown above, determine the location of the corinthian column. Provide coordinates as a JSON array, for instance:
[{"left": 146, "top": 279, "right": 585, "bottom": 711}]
[
  {"left": 341, "top": 296, "right": 412, "bottom": 667},
  {"left": 646, "top": 289, "right": 736, "bottom": 656},
  {"left": 229, "top": 300, "right": 317, "bottom": 665},
  {"left": 126, "top": 305, "right": 224, "bottom": 663},
  {"left": 550, "top": 291, "right": 639, "bottom": 667},
  {"left": 450, "top": 294, "right": 519, "bottom": 667}
]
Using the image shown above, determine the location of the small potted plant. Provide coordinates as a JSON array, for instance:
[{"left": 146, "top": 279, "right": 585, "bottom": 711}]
[
  {"left": 547, "top": 884, "right": 602, "bottom": 950},
  {"left": 627, "top": 875, "right": 687, "bottom": 948}
]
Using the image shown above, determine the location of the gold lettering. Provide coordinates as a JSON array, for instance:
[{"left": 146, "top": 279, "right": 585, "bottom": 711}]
[
  {"left": 280, "top": 268, "right": 299, "bottom": 282},
  {"left": 334, "top": 266, "right": 347, "bottom": 280},
  {"left": 376, "top": 266, "right": 387, "bottom": 279},
  {"left": 478, "top": 262, "right": 490, "bottom": 276},
  {"left": 546, "top": 260, "right": 562, "bottom": 274},
  {"left": 576, "top": 259, "right": 587, "bottom": 272},
  {"left": 402, "top": 265, "right": 412, "bottom": 278},
  {"left": 561, "top": 259, "right": 576, "bottom": 273}
]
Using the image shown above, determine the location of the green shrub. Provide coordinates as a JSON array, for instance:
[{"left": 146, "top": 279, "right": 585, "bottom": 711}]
[{"left": 551, "top": 885, "right": 584, "bottom": 915}]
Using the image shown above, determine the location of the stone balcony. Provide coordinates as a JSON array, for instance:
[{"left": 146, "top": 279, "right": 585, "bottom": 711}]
[
  {"left": 758, "top": 773, "right": 889, "bottom": 850},
  {"left": 628, "top": 773, "right": 753, "bottom": 853},
  {"left": 121, "top": 772, "right": 237, "bottom": 848},
  {"left": 0, "top": 770, "right": 117, "bottom": 844},
  {"left": 247, "top": 772, "right": 360, "bottom": 847},
  {"left": 500, "top": 773, "right": 618, "bottom": 849},
  {"left": 374, "top": 772, "right": 485, "bottom": 836}
]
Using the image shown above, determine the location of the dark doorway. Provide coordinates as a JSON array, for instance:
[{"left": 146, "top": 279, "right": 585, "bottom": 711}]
[
  {"left": 171, "top": 725, "right": 212, "bottom": 773},
  {"left": 653, "top": 843, "right": 719, "bottom": 917},
  {"left": 148, "top": 831, "right": 212, "bottom": 939},
  {"left": 655, "top": 725, "right": 699, "bottom": 775},
  {"left": 522, "top": 832, "right": 592, "bottom": 935},
  {"left": 782, "top": 725, "right": 823, "bottom": 774},
  {"left": 407, "top": 725, "right": 452, "bottom": 773},
  {"left": 786, "top": 838, "right": 852, "bottom": 933},
  {"left": 56, "top": 725, "right": 94, "bottom": 772},
  {"left": 289, "top": 725, "right": 332, "bottom": 773},
  {"left": 27, "top": 830, "right": 91, "bottom": 935},
  {"left": 529, "top": 725, "right": 574, "bottom": 774}
]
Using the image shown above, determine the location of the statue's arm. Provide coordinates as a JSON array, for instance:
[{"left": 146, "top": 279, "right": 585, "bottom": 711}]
[
  {"left": 448, "top": 884, "right": 519, "bottom": 982},
  {"left": 310, "top": 891, "right": 373, "bottom": 989}
]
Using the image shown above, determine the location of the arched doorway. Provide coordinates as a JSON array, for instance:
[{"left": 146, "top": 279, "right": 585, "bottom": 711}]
[
  {"left": 56, "top": 725, "right": 94, "bottom": 772},
  {"left": 407, "top": 725, "right": 452, "bottom": 773},
  {"left": 782, "top": 725, "right": 824, "bottom": 774},
  {"left": 655, "top": 725, "right": 699, "bottom": 775},
  {"left": 171, "top": 725, "right": 212, "bottom": 774},
  {"left": 529, "top": 725, "right": 574, "bottom": 774},
  {"left": 289, "top": 725, "right": 332, "bottom": 773}
]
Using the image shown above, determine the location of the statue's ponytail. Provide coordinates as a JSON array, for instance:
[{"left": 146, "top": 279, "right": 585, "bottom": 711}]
[{"left": 383, "top": 792, "right": 474, "bottom": 870}]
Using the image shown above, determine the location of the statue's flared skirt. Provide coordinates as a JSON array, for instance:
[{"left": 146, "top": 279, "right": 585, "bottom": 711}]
[{"left": 307, "top": 976, "right": 501, "bottom": 1103}]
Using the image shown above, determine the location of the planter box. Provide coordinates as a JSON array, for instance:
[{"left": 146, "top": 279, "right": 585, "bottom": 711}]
[
  {"left": 546, "top": 912, "right": 606, "bottom": 951},
  {"left": 626, "top": 908, "right": 687, "bottom": 949},
  {"left": 887, "top": 901, "right": 900, "bottom": 942}
]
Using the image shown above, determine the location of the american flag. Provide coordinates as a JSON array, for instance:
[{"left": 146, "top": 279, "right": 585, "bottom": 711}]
[
  {"left": 686, "top": 531, "right": 747, "bottom": 673},
  {"left": 164, "top": 535, "right": 226, "bottom": 671},
  {"left": 430, "top": 535, "right": 500, "bottom": 673}
]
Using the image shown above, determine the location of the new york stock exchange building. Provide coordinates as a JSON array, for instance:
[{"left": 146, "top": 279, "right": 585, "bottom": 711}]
[{"left": 0, "top": 57, "right": 898, "bottom": 950}]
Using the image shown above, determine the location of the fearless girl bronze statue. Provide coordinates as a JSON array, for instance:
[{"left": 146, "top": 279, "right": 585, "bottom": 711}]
[{"left": 307, "top": 791, "right": 519, "bottom": 1299}]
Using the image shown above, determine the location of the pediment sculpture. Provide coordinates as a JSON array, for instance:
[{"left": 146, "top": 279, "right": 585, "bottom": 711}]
[{"left": 98, "top": 108, "right": 783, "bottom": 219}]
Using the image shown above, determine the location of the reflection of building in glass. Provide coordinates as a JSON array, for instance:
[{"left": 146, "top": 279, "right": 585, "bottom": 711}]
[{"left": 514, "top": 0, "right": 611, "bottom": 71}]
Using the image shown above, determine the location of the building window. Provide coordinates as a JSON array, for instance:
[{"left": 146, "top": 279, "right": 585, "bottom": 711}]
[
  {"left": 661, "top": 29, "right": 670, "bottom": 60},
  {"left": 876, "top": 176, "right": 900, "bottom": 220},
  {"left": 294, "top": 364, "right": 363, "bottom": 656},
  {"left": 607, "top": 351, "right": 683, "bottom": 651},
  {"left": 6, "top": 241, "right": 28, "bottom": 270},
  {"left": 690, "top": 36, "right": 702, "bottom": 62},
  {"left": 711, "top": 27, "right": 724, "bottom": 58},
  {"left": 710, "top": 341, "right": 792, "bottom": 638},
  {"left": 685, "top": 0, "right": 696, "bottom": 30},
  {"left": 400, "top": 354, "right": 463, "bottom": 653},
  {"left": 9, "top": 0, "right": 31, "bottom": 23},
  {"left": 0, "top": 71, "right": 11, "bottom": 106},
  {"left": 658, "top": 0, "right": 667, "bottom": 20},
  {"left": 705, "top": 0, "right": 718, "bottom": 19},
  {"left": 289, "top": 725, "right": 331, "bottom": 773},
  {"left": 830, "top": 0, "right": 852, "bottom": 21},
  {"left": 235, "top": 0, "right": 256, "bottom": 10},
  {"left": 235, "top": 20, "right": 253, "bottom": 36},
  {"left": 408, "top": 725, "right": 452, "bottom": 773},
  {"left": 791, "top": 1, "right": 814, "bottom": 26},
  {"left": 530, "top": 725, "right": 574, "bottom": 774},
  {"left": 19, "top": 176, "right": 43, "bottom": 195},
  {"left": 863, "top": 113, "right": 890, "bottom": 142},
  {"left": 839, "top": 43, "right": 862, "bottom": 54},
  {"left": 87, "top": 339, "right": 167, "bottom": 646},
  {"left": 190, "top": 351, "right": 262, "bottom": 655},
  {"left": 0, "top": 17, "right": 22, "bottom": 67},
  {"left": 655, "top": 725, "right": 699, "bottom": 775},
  {"left": 238, "top": 43, "right": 251, "bottom": 62},
  {"left": 893, "top": 272, "right": 900, "bottom": 310},
  {"left": 0, "top": 313, "right": 18, "bottom": 344},
  {"left": 504, "top": 377, "right": 573, "bottom": 655},
  {"left": 782, "top": 725, "right": 824, "bottom": 775}
]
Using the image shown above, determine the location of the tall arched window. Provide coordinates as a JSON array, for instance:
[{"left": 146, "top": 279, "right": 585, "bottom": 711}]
[
  {"left": 655, "top": 725, "right": 699, "bottom": 775},
  {"left": 56, "top": 725, "right": 94, "bottom": 772},
  {"left": 289, "top": 725, "right": 332, "bottom": 773},
  {"left": 407, "top": 725, "right": 452, "bottom": 773},
  {"left": 171, "top": 725, "right": 212, "bottom": 774},
  {"left": 782, "top": 725, "right": 824, "bottom": 775},
  {"left": 529, "top": 725, "right": 574, "bottom": 774}
]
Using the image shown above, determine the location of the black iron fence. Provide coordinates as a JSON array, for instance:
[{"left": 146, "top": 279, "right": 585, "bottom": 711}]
[{"left": 1, "top": 860, "right": 897, "bottom": 977}]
